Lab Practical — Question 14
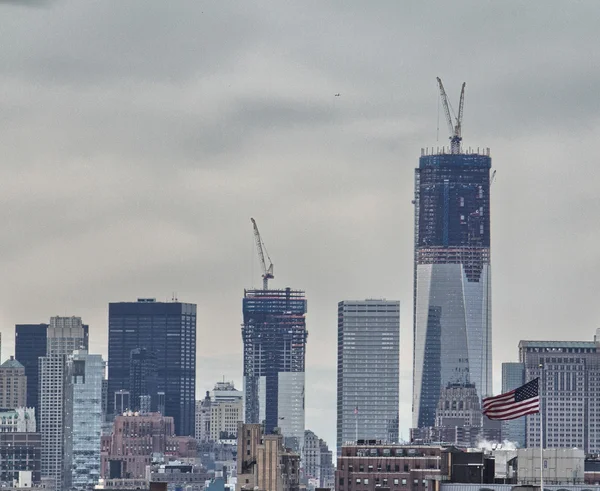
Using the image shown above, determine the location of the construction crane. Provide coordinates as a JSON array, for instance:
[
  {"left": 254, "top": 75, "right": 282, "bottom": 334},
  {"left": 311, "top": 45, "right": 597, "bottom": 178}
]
[
  {"left": 250, "top": 218, "right": 274, "bottom": 290},
  {"left": 437, "top": 77, "right": 466, "bottom": 155}
]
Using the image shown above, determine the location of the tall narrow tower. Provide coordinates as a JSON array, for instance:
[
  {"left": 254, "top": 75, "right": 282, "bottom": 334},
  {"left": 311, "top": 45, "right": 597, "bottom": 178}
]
[{"left": 412, "top": 79, "right": 492, "bottom": 428}]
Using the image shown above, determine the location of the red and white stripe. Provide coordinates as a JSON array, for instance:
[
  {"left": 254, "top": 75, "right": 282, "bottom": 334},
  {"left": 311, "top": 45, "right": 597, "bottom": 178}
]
[{"left": 482, "top": 390, "right": 540, "bottom": 421}]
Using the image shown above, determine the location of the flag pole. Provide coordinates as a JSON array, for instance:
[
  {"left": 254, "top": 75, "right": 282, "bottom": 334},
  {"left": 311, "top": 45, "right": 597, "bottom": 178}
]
[{"left": 539, "top": 366, "right": 544, "bottom": 491}]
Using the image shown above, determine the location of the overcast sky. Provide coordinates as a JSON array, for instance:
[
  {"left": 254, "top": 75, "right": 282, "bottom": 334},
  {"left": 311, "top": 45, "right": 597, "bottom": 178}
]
[{"left": 1, "top": 1, "right": 600, "bottom": 450}]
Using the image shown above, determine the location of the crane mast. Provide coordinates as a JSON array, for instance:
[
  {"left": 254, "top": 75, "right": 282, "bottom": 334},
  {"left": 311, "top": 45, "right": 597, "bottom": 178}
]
[
  {"left": 436, "top": 77, "right": 466, "bottom": 154},
  {"left": 250, "top": 218, "right": 274, "bottom": 290}
]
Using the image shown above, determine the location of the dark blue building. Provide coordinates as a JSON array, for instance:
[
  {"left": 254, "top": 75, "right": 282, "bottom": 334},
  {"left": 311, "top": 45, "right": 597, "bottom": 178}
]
[
  {"left": 108, "top": 299, "right": 196, "bottom": 436},
  {"left": 242, "top": 288, "right": 307, "bottom": 452}
]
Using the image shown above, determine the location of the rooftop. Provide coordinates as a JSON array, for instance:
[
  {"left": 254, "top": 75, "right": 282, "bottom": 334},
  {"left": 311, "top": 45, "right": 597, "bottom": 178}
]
[
  {"left": 0, "top": 357, "right": 24, "bottom": 369},
  {"left": 518, "top": 340, "right": 597, "bottom": 349}
]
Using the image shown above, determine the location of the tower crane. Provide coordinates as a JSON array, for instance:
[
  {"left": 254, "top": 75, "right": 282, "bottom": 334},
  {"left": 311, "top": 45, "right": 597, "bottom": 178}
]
[
  {"left": 250, "top": 218, "right": 274, "bottom": 290},
  {"left": 437, "top": 77, "right": 466, "bottom": 154}
]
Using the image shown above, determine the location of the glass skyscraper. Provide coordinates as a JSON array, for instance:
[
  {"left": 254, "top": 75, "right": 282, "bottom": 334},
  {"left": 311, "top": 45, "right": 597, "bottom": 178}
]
[
  {"left": 501, "top": 362, "right": 526, "bottom": 447},
  {"left": 336, "top": 300, "right": 400, "bottom": 453},
  {"left": 108, "top": 299, "right": 196, "bottom": 436},
  {"left": 242, "top": 288, "right": 307, "bottom": 453},
  {"left": 412, "top": 149, "right": 492, "bottom": 428},
  {"left": 63, "top": 351, "right": 104, "bottom": 490}
]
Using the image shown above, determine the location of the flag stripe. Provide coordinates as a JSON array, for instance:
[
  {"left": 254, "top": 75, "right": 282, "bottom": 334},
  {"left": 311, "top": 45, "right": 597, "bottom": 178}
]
[
  {"left": 485, "top": 399, "right": 540, "bottom": 420},
  {"left": 483, "top": 392, "right": 515, "bottom": 410},
  {"left": 482, "top": 378, "right": 539, "bottom": 421},
  {"left": 484, "top": 397, "right": 540, "bottom": 419}
]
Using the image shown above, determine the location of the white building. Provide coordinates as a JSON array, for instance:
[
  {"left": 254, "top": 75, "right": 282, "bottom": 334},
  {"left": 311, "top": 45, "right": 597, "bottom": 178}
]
[
  {"left": 39, "top": 317, "right": 87, "bottom": 491},
  {"left": 0, "top": 407, "right": 36, "bottom": 432}
]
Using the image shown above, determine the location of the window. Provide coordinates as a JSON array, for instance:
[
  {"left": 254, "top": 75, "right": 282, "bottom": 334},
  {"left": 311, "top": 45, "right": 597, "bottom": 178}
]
[
  {"left": 364, "top": 479, "right": 369, "bottom": 485},
  {"left": 339, "top": 478, "right": 344, "bottom": 485},
  {"left": 356, "top": 479, "right": 361, "bottom": 484},
  {"left": 394, "top": 479, "right": 399, "bottom": 486},
  {"left": 402, "top": 479, "right": 407, "bottom": 486}
]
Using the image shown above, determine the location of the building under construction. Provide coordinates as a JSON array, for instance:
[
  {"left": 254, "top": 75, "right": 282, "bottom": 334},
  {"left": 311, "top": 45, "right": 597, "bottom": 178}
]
[
  {"left": 242, "top": 288, "right": 307, "bottom": 454},
  {"left": 412, "top": 78, "right": 493, "bottom": 429}
]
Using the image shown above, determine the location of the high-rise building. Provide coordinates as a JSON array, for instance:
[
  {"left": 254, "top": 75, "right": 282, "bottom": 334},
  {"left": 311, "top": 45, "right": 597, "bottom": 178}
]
[
  {"left": 108, "top": 299, "right": 196, "bottom": 436},
  {"left": 519, "top": 331, "right": 600, "bottom": 452},
  {"left": 63, "top": 351, "right": 104, "bottom": 490},
  {"left": 501, "top": 362, "right": 526, "bottom": 447},
  {"left": 129, "top": 347, "right": 158, "bottom": 412},
  {"left": 15, "top": 324, "right": 48, "bottom": 422},
  {"left": 195, "top": 392, "right": 211, "bottom": 443},
  {"left": 0, "top": 357, "right": 27, "bottom": 409},
  {"left": 208, "top": 382, "right": 243, "bottom": 442},
  {"left": 336, "top": 300, "right": 400, "bottom": 452},
  {"left": 242, "top": 288, "right": 307, "bottom": 453},
  {"left": 412, "top": 146, "right": 493, "bottom": 428},
  {"left": 39, "top": 316, "right": 87, "bottom": 490}
]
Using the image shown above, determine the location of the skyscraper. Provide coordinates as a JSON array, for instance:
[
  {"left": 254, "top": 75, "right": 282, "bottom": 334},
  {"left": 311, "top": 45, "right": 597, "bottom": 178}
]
[
  {"left": 39, "top": 316, "right": 87, "bottom": 490},
  {"left": 412, "top": 146, "right": 492, "bottom": 428},
  {"left": 129, "top": 347, "right": 158, "bottom": 412},
  {"left": 108, "top": 298, "right": 196, "bottom": 436},
  {"left": 0, "top": 357, "right": 27, "bottom": 409},
  {"left": 242, "top": 288, "right": 307, "bottom": 453},
  {"left": 15, "top": 324, "right": 48, "bottom": 422},
  {"left": 501, "top": 362, "right": 526, "bottom": 447},
  {"left": 336, "top": 300, "right": 400, "bottom": 452},
  {"left": 63, "top": 351, "right": 104, "bottom": 490}
]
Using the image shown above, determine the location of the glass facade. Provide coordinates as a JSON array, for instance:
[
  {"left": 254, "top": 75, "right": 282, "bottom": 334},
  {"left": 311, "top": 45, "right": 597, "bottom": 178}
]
[
  {"left": 501, "top": 362, "right": 526, "bottom": 447},
  {"left": 63, "top": 351, "right": 104, "bottom": 490},
  {"left": 242, "top": 288, "right": 307, "bottom": 453},
  {"left": 108, "top": 299, "right": 196, "bottom": 436},
  {"left": 15, "top": 324, "right": 48, "bottom": 423},
  {"left": 413, "top": 152, "right": 492, "bottom": 428},
  {"left": 336, "top": 300, "right": 400, "bottom": 453}
]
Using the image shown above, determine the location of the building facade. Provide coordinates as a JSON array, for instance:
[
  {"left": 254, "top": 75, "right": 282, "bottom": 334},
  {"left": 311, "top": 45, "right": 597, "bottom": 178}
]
[
  {"left": 242, "top": 288, "right": 307, "bottom": 453},
  {"left": 413, "top": 149, "right": 493, "bottom": 428},
  {"left": 0, "top": 432, "right": 42, "bottom": 485},
  {"left": 519, "top": 332, "right": 600, "bottom": 452},
  {"left": 15, "top": 324, "right": 48, "bottom": 424},
  {"left": 108, "top": 299, "right": 196, "bottom": 436},
  {"left": 63, "top": 351, "right": 104, "bottom": 490},
  {"left": 0, "top": 408, "right": 36, "bottom": 433},
  {"left": 337, "top": 300, "right": 400, "bottom": 452},
  {"left": 501, "top": 362, "right": 526, "bottom": 447},
  {"left": 0, "top": 357, "right": 27, "bottom": 409},
  {"left": 195, "top": 393, "right": 211, "bottom": 443},
  {"left": 39, "top": 316, "right": 87, "bottom": 490},
  {"left": 129, "top": 347, "right": 158, "bottom": 413}
]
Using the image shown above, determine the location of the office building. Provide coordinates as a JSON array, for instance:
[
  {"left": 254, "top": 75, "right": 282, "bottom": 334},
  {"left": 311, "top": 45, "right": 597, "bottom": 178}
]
[
  {"left": 129, "top": 347, "right": 158, "bottom": 412},
  {"left": 15, "top": 324, "right": 48, "bottom": 421},
  {"left": 100, "top": 412, "right": 196, "bottom": 483},
  {"left": 39, "top": 316, "right": 87, "bottom": 490},
  {"left": 0, "top": 432, "right": 42, "bottom": 485},
  {"left": 211, "top": 381, "right": 243, "bottom": 403},
  {"left": 501, "top": 362, "right": 526, "bottom": 447},
  {"left": 108, "top": 299, "right": 196, "bottom": 436},
  {"left": 195, "top": 393, "right": 211, "bottom": 443},
  {"left": 236, "top": 423, "right": 300, "bottom": 491},
  {"left": 304, "top": 430, "right": 321, "bottom": 484},
  {"left": 413, "top": 146, "right": 493, "bottom": 428},
  {"left": 242, "top": 288, "right": 307, "bottom": 453},
  {"left": 0, "top": 357, "right": 27, "bottom": 409},
  {"left": 519, "top": 331, "right": 600, "bottom": 452},
  {"left": 337, "top": 300, "right": 400, "bottom": 452},
  {"left": 63, "top": 351, "right": 104, "bottom": 490},
  {"left": 113, "top": 390, "right": 131, "bottom": 415}
]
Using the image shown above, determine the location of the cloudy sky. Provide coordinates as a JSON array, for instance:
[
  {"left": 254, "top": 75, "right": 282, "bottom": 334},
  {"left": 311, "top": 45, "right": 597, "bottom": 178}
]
[{"left": 1, "top": 1, "right": 600, "bottom": 449}]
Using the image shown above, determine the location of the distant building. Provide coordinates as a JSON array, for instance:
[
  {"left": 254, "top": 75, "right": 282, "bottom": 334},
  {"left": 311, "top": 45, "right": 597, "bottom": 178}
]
[
  {"left": 149, "top": 461, "right": 208, "bottom": 491},
  {"left": 39, "top": 316, "right": 87, "bottom": 490},
  {"left": 242, "top": 288, "right": 307, "bottom": 453},
  {"left": 319, "top": 438, "right": 335, "bottom": 489},
  {"left": 236, "top": 423, "right": 300, "bottom": 491},
  {"left": 304, "top": 430, "right": 321, "bottom": 483},
  {"left": 195, "top": 393, "right": 211, "bottom": 443},
  {"left": 101, "top": 412, "right": 197, "bottom": 483},
  {"left": 129, "top": 348, "right": 159, "bottom": 413},
  {"left": 108, "top": 299, "right": 196, "bottom": 436},
  {"left": 0, "top": 433, "right": 42, "bottom": 485},
  {"left": 520, "top": 332, "right": 600, "bottom": 452},
  {"left": 210, "top": 382, "right": 243, "bottom": 442},
  {"left": 501, "top": 362, "right": 526, "bottom": 447},
  {"left": 15, "top": 324, "right": 48, "bottom": 424},
  {"left": 337, "top": 300, "right": 400, "bottom": 452},
  {"left": 0, "top": 357, "right": 27, "bottom": 410},
  {"left": 63, "top": 351, "right": 104, "bottom": 490},
  {"left": 0, "top": 408, "right": 36, "bottom": 432},
  {"left": 113, "top": 390, "right": 131, "bottom": 415}
]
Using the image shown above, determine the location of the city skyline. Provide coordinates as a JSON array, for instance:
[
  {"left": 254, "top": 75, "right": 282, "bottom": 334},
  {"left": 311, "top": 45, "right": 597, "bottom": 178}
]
[{"left": 1, "top": 1, "right": 600, "bottom": 455}]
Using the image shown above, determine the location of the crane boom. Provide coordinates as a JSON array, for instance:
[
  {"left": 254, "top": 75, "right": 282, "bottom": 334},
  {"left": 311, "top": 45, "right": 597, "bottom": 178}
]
[
  {"left": 250, "top": 218, "right": 274, "bottom": 290},
  {"left": 436, "top": 77, "right": 466, "bottom": 154}
]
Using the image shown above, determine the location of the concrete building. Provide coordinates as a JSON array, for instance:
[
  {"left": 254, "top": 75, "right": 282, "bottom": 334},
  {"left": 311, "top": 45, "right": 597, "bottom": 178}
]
[
  {"left": 413, "top": 145, "right": 493, "bottom": 429},
  {"left": 336, "top": 443, "right": 443, "bottom": 491},
  {"left": 0, "top": 408, "right": 36, "bottom": 432},
  {"left": 210, "top": 399, "right": 243, "bottom": 442},
  {"left": 519, "top": 331, "right": 600, "bottom": 451},
  {"left": 0, "top": 433, "right": 42, "bottom": 485},
  {"left": 304, "top": 430, "right": 321, "bottom": 484},
  {"left": 149, "top": 461, "right": 208, "bottom": 491},
  {"left": 63, "top": 351, "right": 104, "bottom": 490},
  {"left": 236, "top": 423, "right": 300, "bottom": 491},
  {"left": 108, "top": 299, "right": 196, "bottom": 436},
  {"left": 319, "top": 439, "right": 335, "bottom": 489},
  {"left": 39, "top": 316, "right": 87, "bottom": 490},
  {"left": 501, "top": 362, "right": 526, "bottom": 447},
  {"left": 0, "top": 357, "right": 27, "bottom": 409},
  {"left": 337, "top": 300, "right": 400, "bottom": 452},
  {"left": 101, "top": 412, "right": 196, "bottom": 483},
  {"left": 517, "top": 448, "right": 585, "bottom": 485},
  {"left": 195, "top": 393, "right": 211, "bottom": 443},
  {"left": 242, "top": 288, "right": 307, "bottom": 453}
]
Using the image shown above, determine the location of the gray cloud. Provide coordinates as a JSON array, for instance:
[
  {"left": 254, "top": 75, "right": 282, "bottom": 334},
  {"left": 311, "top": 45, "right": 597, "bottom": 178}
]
[{"left": 1, "top": 0, "right": 599, "bottom": 451}]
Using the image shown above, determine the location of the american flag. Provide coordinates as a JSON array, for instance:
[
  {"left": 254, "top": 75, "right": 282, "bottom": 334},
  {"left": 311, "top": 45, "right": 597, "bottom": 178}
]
[{"left": 482, "top": 378, "right": 540, "bottom": 420}]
